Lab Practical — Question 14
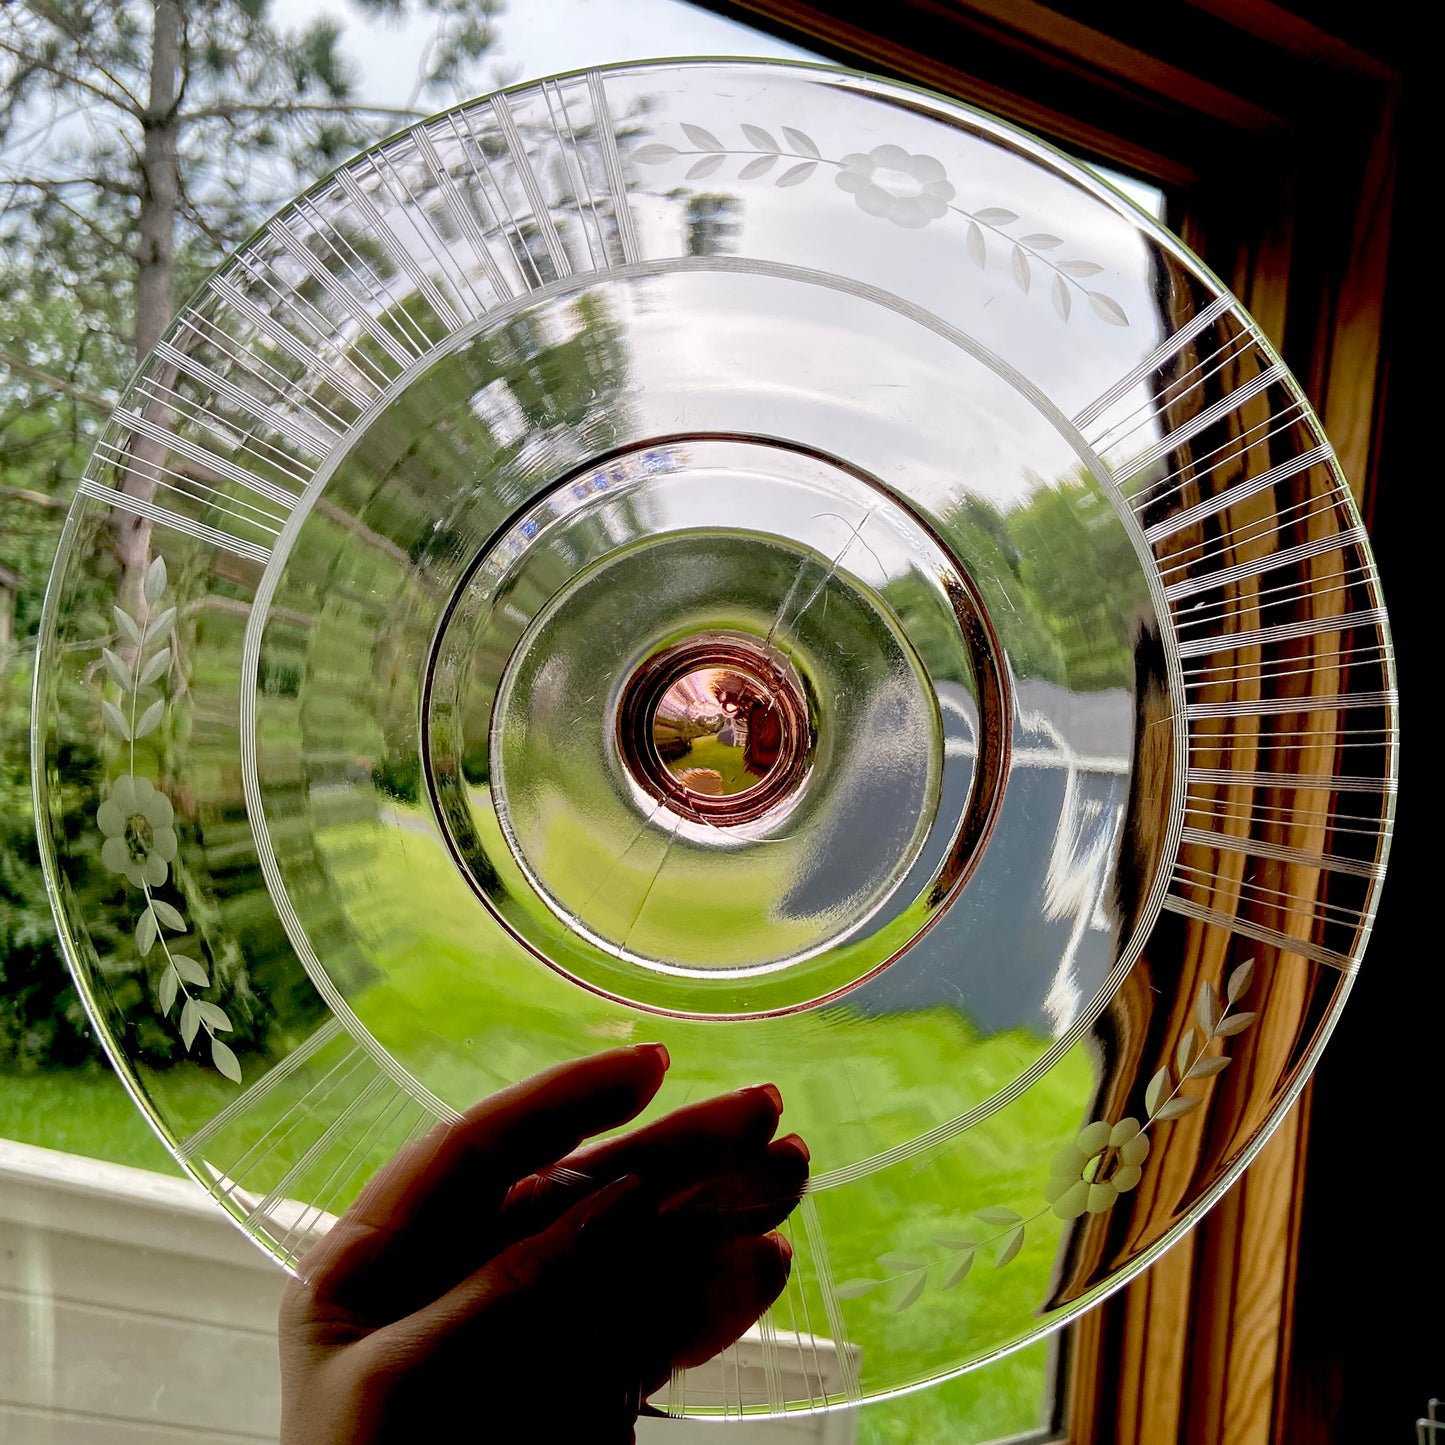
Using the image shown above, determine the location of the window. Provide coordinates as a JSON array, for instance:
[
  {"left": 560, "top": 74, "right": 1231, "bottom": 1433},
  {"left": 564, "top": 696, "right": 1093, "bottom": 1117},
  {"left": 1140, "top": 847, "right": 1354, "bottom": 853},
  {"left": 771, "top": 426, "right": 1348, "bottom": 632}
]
[
  {"left": 3, "top": 4, "right": 1413, "bottom": 1443},
  {"left": 693, "top": 4, "right": 1411, "bottom": 1441}
]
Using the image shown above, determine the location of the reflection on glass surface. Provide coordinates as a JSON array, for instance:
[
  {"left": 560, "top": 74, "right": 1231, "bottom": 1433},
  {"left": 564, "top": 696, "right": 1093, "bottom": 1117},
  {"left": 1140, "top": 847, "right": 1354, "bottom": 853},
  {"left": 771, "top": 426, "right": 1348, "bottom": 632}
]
[
  {"left": 655, "top": 665, "right": 784, "bottom": 798},
  {"left": 26, "top": 57, "right": 1394, "bottom": 1425}
]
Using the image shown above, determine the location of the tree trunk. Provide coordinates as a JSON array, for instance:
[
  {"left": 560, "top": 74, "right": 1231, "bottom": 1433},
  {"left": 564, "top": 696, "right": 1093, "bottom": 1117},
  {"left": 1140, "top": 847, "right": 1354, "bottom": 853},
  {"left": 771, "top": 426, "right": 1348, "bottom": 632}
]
[{"left": 116, "top": 0, "right": 183, "bottom": 616}]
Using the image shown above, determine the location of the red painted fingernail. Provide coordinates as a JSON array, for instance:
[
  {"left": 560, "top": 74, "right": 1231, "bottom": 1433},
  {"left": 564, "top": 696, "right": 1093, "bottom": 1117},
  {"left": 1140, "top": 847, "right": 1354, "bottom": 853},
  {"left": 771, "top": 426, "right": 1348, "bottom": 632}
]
[
  {"left": 773, "top": 1232, "right": 793, "bottom": 1264},
  {"left": 744, "top": 1082, "right": 783, "bottom": 1114},
  {"left": 634, "top": 1042, "right": 670, "bottom": 1069},
  {"left": 778, "top": 1132, "right": 809, "bottom": 1163}
]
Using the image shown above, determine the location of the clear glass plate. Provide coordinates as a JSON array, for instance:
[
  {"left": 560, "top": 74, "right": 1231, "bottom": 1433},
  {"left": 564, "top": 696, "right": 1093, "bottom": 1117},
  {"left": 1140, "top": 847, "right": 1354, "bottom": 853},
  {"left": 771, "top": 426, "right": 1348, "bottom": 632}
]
[{"left": 31, "top": 58, "right": 1397, "bottom": 1415}]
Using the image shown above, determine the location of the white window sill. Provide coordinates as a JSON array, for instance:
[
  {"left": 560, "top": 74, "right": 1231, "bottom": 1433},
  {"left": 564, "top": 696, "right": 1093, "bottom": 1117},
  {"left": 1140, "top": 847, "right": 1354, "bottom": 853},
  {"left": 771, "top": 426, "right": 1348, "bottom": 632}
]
[{"left": 1, "top": 1139, "right": 857, "bottom": 1442}]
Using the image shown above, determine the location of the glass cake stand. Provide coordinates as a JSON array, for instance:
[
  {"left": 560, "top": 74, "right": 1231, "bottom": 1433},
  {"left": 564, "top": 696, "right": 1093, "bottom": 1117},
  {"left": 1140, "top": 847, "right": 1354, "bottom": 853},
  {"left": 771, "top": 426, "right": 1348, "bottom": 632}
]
[{"left": 31, "top": 58, "right": 1396, "bottom": 1417}]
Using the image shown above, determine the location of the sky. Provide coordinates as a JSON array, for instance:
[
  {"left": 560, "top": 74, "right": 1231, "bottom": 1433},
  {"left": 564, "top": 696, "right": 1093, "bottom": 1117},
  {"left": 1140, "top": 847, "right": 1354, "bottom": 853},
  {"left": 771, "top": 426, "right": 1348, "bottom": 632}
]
[
  {"left": 271, "top": 0, "right": 821, "bottom": 108},
  {"left": 268, "top": 0, "right": 1163, "bottom": 215}
]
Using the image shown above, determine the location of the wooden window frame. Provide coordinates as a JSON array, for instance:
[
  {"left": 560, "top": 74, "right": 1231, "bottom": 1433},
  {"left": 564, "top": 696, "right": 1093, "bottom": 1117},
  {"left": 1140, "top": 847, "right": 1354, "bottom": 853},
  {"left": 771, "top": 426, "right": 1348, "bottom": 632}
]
[{"left": 697, "top": 5, "right": 1413, "bottom": 1440}]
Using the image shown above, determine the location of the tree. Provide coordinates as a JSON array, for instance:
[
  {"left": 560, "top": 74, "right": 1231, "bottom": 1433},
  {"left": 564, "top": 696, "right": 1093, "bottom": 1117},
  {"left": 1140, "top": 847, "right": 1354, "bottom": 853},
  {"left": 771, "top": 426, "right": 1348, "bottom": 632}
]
[
  {"left": 2, "top": 0, "right": 503, "bottom": 610},
  {"left": 0, "top": 0, "right": 503, "bottom": 1069}
]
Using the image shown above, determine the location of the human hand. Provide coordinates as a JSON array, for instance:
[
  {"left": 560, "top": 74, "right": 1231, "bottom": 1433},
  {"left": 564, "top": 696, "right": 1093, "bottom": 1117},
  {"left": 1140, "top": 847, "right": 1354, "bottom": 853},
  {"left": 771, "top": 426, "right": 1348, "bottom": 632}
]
[{"left": 278, "top": 1044, "right": 808, "bottom": 1444}]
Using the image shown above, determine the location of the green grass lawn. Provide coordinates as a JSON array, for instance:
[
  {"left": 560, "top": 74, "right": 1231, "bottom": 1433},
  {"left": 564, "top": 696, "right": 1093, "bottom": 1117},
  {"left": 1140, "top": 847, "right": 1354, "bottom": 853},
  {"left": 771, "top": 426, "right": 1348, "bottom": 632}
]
[
  {"left": 667, "top": 733, "right": 759, "bottom": 793},
  {"left": 0, "top": 1062, "right": 179, "bottom": 1174}
]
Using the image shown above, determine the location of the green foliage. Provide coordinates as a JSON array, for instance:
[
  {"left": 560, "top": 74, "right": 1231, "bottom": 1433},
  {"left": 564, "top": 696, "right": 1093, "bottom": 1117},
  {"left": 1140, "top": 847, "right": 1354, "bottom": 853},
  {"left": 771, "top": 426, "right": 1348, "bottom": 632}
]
[
  {"left": 887, "top": 479, "right": 1149, "bottom": 694},
  {"left": 0, "top": 0, "right": 502, "bottom": 1072},
  {"left": 372, "top": 752, "right": 423, "bottom": 805},
  {"left": 1010, "top": 470, "right": 1145, "bottom": 690},
  {"left": 0, "top": 659, "right": 105, "bottom": 1068}
]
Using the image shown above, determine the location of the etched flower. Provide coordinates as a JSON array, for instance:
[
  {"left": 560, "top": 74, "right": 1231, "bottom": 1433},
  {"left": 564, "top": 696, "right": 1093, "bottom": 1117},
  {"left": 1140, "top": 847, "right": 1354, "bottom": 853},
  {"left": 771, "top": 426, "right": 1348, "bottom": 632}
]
[
  {"left": 835, "top": 144, "right": 954, "bottom": 229},
  {"left": 1045, "top": 1117, "right": 1151, "bottom": 1220},
  {"left": 97, "top": 775, "right": 178, "bottom": 889}
]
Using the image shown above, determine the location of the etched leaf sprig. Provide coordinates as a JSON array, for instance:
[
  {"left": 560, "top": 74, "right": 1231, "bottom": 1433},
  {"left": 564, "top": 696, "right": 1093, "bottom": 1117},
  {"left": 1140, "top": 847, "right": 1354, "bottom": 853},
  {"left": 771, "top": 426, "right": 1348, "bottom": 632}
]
[
  {"left": 1144, "top": 958, "right": 1256, "bottom": 1124},
  {"left": 96, "top": 555, "right": 241, "bottom": 1083},
  {"left": 634, "top": 123, "right": 1129, "bottom": 324},
  {"left": 836, "top": 1206, "right": 1026, "bottom": 1312},
  {"left": 840, "top": 959, "right": 1258, "bottom": 1310}
]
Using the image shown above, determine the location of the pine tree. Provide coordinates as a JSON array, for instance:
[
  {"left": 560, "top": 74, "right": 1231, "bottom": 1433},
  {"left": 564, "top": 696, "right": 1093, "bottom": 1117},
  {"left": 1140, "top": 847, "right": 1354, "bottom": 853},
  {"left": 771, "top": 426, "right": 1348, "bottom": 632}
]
[{"left": 0, "top": 0, "right": 501, "bottom": 1068}]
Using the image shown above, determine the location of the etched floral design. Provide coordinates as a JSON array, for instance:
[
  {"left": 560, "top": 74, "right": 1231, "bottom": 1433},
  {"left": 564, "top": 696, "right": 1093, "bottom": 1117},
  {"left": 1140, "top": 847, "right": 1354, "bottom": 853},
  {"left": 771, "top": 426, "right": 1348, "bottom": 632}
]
[
  {"left": 1044, "top": 1116, "right": 1151, "bottom": 1220},
  {"left": 97, "top": 775, "right": 178, "bottom": 888},
  {"left": 634, "top": 121, "right": 1130, "bottom": 325},
  {"left": 95, "top": 554, "right": 241, "bottom": 1083},
  {"left": 840, "top": 959, "right": 1258, "bottom": 1310},
  {"left": 835, "top": 144, "right": 955, "bottom": 229}
]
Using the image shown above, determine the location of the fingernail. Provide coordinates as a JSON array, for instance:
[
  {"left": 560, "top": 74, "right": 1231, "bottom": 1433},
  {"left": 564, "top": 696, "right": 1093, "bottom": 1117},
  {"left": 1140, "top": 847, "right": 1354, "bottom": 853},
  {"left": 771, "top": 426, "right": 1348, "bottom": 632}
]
[
  {"left": 773, "top": 1231, "right": 793, "bottom": 1264},
  {"left": 634, "top": 1041, "right": 670, "bottom": 1070},
  {"left": 777, "top": 1132, "right": 809, "bottom": 1163},
  {"left": 743, "top": 1082, "right": 783, "bottom": 1114}
]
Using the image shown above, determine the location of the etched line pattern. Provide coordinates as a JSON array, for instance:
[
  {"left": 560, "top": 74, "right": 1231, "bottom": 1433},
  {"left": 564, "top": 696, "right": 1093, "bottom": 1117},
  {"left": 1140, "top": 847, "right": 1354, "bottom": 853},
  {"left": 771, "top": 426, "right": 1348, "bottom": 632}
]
[
  {"left": 233, "top": 241, "right": 400, "bottom": 394},
  {"left": 270, "top": 219, "right": 418, "bottom": 368},
  {"left": 339, "top": 161, "right": 465, "bottom": 331},
  {"left": 774, "top": 1217, "right": 820, "bottom": 1410},
  {"left": 289, "top": 194, "right": 435, "bottom": 363},
  {"left": 1163, "top": 527, "right": 1369, "bottom": 602},
  {"left": 413, "top": 126, "right": 516, "bottom": 305},
  {"left": 785, "top": 1214, "right": 835, "bottom": 1409},
  {"left": 588, "top": 70, "right": 641, "bottom": 264},
  {"left": 1173, "top": 855, "right": 1378, "bottom": 917},
  {"left": 1177, "top": 825, "right": 1384, "bottom": 880},
  {"left": 268, "top": 1090, "right": 406, "bottom": 1262},
  {"left": 1171, "top": 563, "right": 1379, "bottom": 642},
  {"left": 83, "top": 332, "right": 318, "bottom": 557},
  {"left": 364, "top": 143, "right": 492, "bottom": 323},
  {"left": 800, "top": 1195, "right": 863, "bottom": 1404},
  {"left": 210, "top": 274, "right": 375, "bottom": 410},
  {"left": 757, "top": 1304, "right": 785, "bottom": 1416},
  {"left": 77, "top": 477, "right": 273, "bottom": 563},
  {"left": 1181, "top": 640, "right": 1392, "bottom": 695},
  {"left": 187, "top": 1044, "right": 373, "bottom": 1200},
  {"left": 128, "top": 377, "right": 312, "bottom": 509},
  {"left": 1184, "top": 689, "right": 1395, "bottom": 720},
  {"left": 1162, "top": 894, "right": 1357, "bottom": 971},
  {"left": 445, "top": 106, "right": 550, "bottom": 290},
  {"left": 1171, "top": 860, "right": 1375, "bottom": 947},
  {"left": 1143, "top": 445, "right": 1333, "bottom": 545},
  {"left": 725, "top": 1340, "right": 743, "bottom": 1418},
  {"left": 117, "top": 401, "right": 305, "bottom": 511},
  {"left": 1189, "top": 723, "right": 1397, "bottom": 765},
  {"left": 1106, "top": 363, "right": 1291, "bottom": 487},
  {"left": 1071, "top": 294, "right": 1232, "bottom": 431},
  {"left": 152, "top": 339, "right": 343, "bottom": 455},
  {"left": 1156, "top": 486, "right": 1355, "bottom": 581},
  {"left": 242, "top": 1073, "right": 391, "bottom": 1230},
  {"left": 1102, "top": 292, "right": 1396, "bottom": 992},
  {"left": 1087, "top": 324, "right": 1259, "bottom": 459},
  {"left": 90, "top": 437, "right": 287, "bottom": 538},
  {"left": 169, "top": 314, "right": 354, "bottom": 437},
  {"left": 1176, "top": 607, "right": 1388, "bottom": 658},
  {"left": 273, "top": 1095, "right": 433, "bottom": 1265},
  {"left": 491, "top": 93, "right": 573, "bottom": 280},
  {"left": 1185, "top": 787, "right": 1390, "bottom": 841},
  {"left": 1187, "top": 766, "right": 1395, "bottom": 794},
  {"left": 182, "top": 1018, "right": 345, "bottom": 1154},
  {"left": 1129, "top": 397, "right": 1311, "bottom": 513},
  {"left": 541, "top": 79, "right": 605, "bottom": 272}
]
